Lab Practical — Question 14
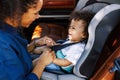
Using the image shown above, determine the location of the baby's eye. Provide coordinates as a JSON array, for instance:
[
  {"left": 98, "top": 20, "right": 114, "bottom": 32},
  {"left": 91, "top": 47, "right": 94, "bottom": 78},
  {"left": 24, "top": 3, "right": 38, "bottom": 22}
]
[
  {"left": 71, "top": 26, "right": 75, "bottom": 30},
  {"left": 72, "top": 27, "right": 75, "bottom": 29},
  {"left": 69, "top": 26, "right": 76, "bottom": 30}
]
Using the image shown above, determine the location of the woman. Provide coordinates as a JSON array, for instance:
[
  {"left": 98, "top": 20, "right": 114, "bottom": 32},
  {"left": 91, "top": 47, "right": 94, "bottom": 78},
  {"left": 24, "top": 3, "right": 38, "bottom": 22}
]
[{"left": 0, "top": 0, "right": 54, "bottom": 80}]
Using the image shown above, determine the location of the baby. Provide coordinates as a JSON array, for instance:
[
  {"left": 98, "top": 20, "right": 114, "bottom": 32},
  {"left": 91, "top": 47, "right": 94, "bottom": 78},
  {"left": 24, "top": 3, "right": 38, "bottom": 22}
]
[{"left": 29, "top": 11, "right": 94, "bottom": 73}]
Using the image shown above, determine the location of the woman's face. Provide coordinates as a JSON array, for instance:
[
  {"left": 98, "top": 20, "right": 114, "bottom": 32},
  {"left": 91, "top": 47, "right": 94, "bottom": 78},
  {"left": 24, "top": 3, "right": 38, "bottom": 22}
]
[{"left": 21, "top": 0, "right": 43, "bottom": 28}]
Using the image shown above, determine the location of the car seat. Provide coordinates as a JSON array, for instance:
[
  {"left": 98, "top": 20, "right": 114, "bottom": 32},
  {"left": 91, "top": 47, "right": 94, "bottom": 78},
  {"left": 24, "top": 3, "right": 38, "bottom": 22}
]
[{"left": 40, "top": 4, "right": 120, "bottom": 80}]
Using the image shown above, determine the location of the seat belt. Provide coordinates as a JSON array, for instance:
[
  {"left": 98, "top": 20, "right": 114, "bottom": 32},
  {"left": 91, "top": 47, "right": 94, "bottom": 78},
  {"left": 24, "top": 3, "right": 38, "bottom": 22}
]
[
  {"left": 50, "top": 40, "right": 86, "bottom": 53},
  {"left": 50, "top": 42, "right": 80, "bottom": 53}
]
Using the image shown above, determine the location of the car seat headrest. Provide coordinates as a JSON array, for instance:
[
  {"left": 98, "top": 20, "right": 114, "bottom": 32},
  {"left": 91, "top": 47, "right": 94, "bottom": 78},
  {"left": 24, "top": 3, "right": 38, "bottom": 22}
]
[
  {"left": 97, "top": 0, "right": 120, "bottom": 4},
  {"left": 81, "top": 3, "right": 109, "bottom": 13},
  {"left": 75, "top": 0, "right": 110, "bottom": 13},
  {"left": 75, "top": 0, "right": 120, "bottom": 14}
]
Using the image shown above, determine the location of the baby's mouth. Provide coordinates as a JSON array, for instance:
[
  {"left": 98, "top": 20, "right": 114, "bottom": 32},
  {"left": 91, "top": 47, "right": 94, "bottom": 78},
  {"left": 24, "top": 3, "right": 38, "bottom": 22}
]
[{"left": 68, "top": 33, "right": 72, "bottom": 35}]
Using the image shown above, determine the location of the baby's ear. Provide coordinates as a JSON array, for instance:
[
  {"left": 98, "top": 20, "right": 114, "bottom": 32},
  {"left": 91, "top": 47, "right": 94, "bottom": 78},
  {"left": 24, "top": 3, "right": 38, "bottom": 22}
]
[
  {"left": 82, "top": 33, "right": 87, "bottom": 40},
  {"left": 82, "top": 33, "right": 86, "bottom": 38}
]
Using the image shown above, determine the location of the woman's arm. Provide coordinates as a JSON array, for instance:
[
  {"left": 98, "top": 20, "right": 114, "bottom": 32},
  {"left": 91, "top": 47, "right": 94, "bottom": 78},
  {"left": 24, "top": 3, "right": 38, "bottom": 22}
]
[
  {"left": 27, "top": 36, "right": 56, "bottom": 53},
  {"left": 32, "top": 46, "right": 50, "bottom": 54}
]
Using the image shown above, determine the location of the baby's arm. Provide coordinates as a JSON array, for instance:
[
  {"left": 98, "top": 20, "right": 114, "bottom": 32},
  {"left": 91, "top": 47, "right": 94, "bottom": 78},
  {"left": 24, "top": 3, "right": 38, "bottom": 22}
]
[{"left": 53, "top": 58, "right": 72, "bottom": 67}]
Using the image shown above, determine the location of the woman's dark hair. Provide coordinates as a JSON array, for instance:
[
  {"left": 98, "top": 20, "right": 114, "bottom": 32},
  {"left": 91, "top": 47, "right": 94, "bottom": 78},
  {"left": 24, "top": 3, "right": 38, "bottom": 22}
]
[
  {"left": 20, "top": 0, "right": 39, "bottom": 13},
  {"left": 0, "top": 0, "right": 39, "bottom": 26},
  {"left": 69, "top": 11, "right": 95, "bottom": 40},
  {"left": 0, "top": 0, "right": 21, "bottom": 23}
]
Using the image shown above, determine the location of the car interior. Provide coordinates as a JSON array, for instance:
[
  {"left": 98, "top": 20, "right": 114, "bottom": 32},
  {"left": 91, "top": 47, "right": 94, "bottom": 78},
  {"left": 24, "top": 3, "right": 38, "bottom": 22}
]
[{"left": 23, "top": 0, "right": 120, "bottom": 80}]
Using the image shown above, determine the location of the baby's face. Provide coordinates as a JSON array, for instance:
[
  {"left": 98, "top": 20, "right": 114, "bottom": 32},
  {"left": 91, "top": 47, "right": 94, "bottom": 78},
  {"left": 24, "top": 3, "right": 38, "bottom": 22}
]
[{"left": 68, "top": 19, "right": 86, "bottom": 42}]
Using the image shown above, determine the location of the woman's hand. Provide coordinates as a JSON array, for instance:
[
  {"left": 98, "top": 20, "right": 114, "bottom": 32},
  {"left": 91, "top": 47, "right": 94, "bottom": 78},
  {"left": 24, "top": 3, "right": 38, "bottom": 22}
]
[
  {"left": 38, "top": 50, "right": 55, "bottom": 66},
  {"left": 35, "top": 36, "right": 57, "bottom": 46},
  {"left": 32, "top": 49, "right": 55, "bottom": 79},
  {"left": 33, "top": 49, "right": 55, "bottom": 66}
]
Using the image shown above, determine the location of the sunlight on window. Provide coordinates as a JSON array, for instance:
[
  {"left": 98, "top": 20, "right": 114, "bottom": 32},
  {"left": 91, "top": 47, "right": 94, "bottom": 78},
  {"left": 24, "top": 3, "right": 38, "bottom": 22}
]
[{"left": 31, "top": 25, "right": 42, "bottom": 40}]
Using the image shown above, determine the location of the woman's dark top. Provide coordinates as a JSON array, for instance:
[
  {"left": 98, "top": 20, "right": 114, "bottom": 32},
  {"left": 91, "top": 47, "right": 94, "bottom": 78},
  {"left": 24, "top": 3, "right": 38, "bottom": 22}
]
[{"left": 0, "top": 21, "right": 38, "bottom": 80}]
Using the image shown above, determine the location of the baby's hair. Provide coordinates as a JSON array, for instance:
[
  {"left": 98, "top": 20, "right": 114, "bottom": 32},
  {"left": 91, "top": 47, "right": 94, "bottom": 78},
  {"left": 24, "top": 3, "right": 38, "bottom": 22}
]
[
  {"left": 69, "top": 11, "right": 95, "bottom": 40},
  {"left": 69, "top": 10, "right": 95, "bottom": 27}
]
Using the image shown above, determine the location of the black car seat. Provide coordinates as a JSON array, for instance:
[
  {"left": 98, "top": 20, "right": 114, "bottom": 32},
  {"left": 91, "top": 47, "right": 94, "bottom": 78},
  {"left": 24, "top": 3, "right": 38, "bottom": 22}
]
[{"left": 40, "top": 4, "right": 120, "bottom": 80}]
